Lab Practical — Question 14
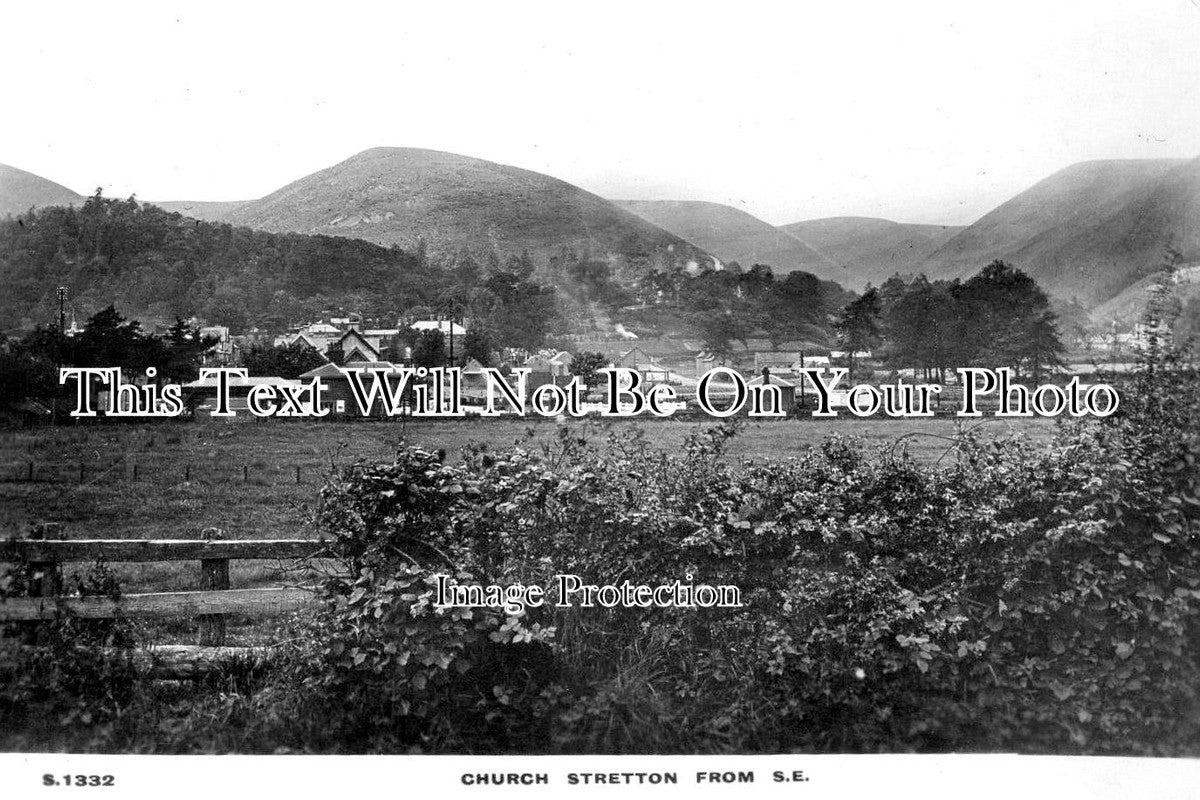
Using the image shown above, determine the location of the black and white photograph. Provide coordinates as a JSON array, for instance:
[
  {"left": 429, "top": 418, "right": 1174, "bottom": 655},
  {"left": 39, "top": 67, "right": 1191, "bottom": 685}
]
[{"left": 1, "top": 1, "right": 1199, "bottom": 796}]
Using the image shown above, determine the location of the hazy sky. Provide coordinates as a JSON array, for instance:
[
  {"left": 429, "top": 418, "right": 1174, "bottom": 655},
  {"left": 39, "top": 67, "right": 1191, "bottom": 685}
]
[{"left": 3, "top": 0, "right": 1199, "bottom": 225}]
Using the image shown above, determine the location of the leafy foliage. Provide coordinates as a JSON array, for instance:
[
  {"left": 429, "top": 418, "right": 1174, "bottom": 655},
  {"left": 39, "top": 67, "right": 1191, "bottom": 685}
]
[
  {"left": 0, "top": 559, "right": 140, "bottom": 748},
  {"left": 284, "top": 332, "right": 1200, "bottom": 753},
  {"left": 0, "top": 306, "right": 216, "bottom": 411},
  {"left": 867, "top": 261, "right": 1067, "bottom": 380},
  {"left": 241, "top": 340, "right": 328, "bottom": 379},
  {"left": 0, "top": 194, "right": 566, "bottom": 347}
]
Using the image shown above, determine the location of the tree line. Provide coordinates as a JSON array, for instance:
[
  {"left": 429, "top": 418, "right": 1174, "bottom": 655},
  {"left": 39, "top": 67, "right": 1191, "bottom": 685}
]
[
  {"left": 834, "top": 260, "right": 1066, "bottom": 381},
  {"left": 0, "top": 307, "right": 216, "bottom": 410}
]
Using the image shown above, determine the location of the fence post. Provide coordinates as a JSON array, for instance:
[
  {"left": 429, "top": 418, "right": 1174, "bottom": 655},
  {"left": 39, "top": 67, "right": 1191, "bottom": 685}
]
[
  {"left": 22, "top": 522, "right": 63, "bottom": 645},
  {"left": 198, "top": 527, "right": 229, "bottom": 646}
]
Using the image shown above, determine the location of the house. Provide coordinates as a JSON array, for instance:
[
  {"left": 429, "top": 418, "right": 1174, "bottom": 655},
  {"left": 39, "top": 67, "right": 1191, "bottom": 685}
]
[
  {"left": 753, "top": 351, "right": 800, "bottom": 374},
  {"left": 693, "top": 349, "right": 751, "bottom": 376},
  {"left": 460, "top": 358, "right": 492, "bottom": 400},
  {"left": 275, "top": 323, "right": 342, "bottom": 355},
  {"left": 364, "top": 328, "right": 403, "bottom": 360},
  {"left": 634, "top": 361, "right": 671, "bottom": 383},
  {"left": 687, "top": 369, "right": 798, "bottom": 415},
  {"left": 328, "top": 328, "right": 382, "bottom": 364},
  {"left": 298, "top": 361, "right": 410, "bottom": 417},
  {"left": 746, "top": 371, "right": 798, "bottom": 414},
  {"left": 615, "top": 347, "right": 652, "bottom": 369},
  {"left": 181, "top": 374, "right": 303, "bottom": 418},
  {"left": 610, "top": 347, "right": 679, "bottom": 385},
  {"left": 410, "top": 320, "right": 467, "bottom": 354},
  {"left": 523, "top": 350, "right": 574, "bottom": 378},
  {"left": 199, "top": 326, "right": 233, "bottom": 366}
]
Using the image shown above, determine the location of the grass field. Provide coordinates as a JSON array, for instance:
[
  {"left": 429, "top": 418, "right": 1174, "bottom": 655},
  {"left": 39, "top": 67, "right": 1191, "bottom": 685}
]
[
  {"left": 0, "top": 415, "right": 1057, "bottom": 643},
  {"left": 0, "top": 415, "right": 1059, "bottom": 540}
]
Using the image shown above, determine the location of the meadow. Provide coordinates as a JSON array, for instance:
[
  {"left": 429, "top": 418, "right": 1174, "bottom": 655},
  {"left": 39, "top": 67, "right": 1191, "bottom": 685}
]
[
  {"left": 0, "top": 415, "right": 1055, "bottom": 646},
  {"left": 0, "top": 414, "right": 1056, "bottom": 539}
]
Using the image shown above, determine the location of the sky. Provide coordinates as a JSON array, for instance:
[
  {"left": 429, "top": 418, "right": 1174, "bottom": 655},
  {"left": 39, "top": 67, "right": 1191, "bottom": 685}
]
[{"left": 2, "top": 0, "right": 1199, "bottom": 226}]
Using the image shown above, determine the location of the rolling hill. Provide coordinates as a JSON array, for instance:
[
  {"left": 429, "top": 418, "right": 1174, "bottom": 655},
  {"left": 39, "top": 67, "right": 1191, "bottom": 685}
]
[
  {"left": 0, "top": 164, "right": 84, "bottom": 216},
  {"left": 780, "top": 216, "right": 963, "bottom": 290},
  {"left": 918, "top": 158, "right": 1193, "bottom": 304},
  {"left": 188, "top": 147, "right": 708, "bottom": 267},
  {"left": 614, "top": 199, "right": 836, "bottom": 278},
  {"left": 8, "top": 150, "right": 1200, "bottom": 310}
]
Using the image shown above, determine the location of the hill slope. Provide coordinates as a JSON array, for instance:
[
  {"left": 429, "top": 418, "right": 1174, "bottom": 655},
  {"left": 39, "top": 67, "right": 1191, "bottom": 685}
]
[
  {"left": 0, "top": 164, "right": 84, "bottom": 216},
  {"left": 1035, "top": 156, "right": 1200, "bottom": 302},
  {"left": 780, "top": 216, "right": 963, "bottom": 289},
  {"left": 210, "top": 148, "right": 707, "bottom": 267},
  {"left": 920, "top": 158, "right": 1191, "bottom": 303},
  {"left": 155, "top": 199, "right": 249, "bottom": 219},
  {"left": 615, "top": 199, "right": 836, "bottom": 278}
]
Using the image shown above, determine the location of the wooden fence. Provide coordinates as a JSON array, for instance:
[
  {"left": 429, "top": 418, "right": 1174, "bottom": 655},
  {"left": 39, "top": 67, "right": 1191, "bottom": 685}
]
[{"left": 0, "top": 530, "right": 328, "bottom": 678}]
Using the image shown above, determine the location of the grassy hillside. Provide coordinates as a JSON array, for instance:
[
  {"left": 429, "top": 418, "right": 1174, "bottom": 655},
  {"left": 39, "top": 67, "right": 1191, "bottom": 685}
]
[
  {"left": 920, "top": 158, "right": 1190, "bottom": 304},
  {"left": 781, "top": 216, "right": 963, "bottom": 290},
  {"left": 1037, "top": 156, "right": 1200, "bottom": 302},
  {"left": 210, "top": 148, "right": 708, "bottom": 268},
  {"left": 155, "top": 199, "right": 248, "bottom": 219},
  {"left": 615, "top": 199, "right": 835, "bottom": 278},
  {"left": 0, "top": 164, "right": 85, "bottom": 216}
]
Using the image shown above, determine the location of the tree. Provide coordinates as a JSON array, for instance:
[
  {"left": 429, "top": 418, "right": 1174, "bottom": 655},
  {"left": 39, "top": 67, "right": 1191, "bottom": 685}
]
[
  {"left": 954, "top": 260, "right": 1060, "bottom": 376},
  {"left": 699, "top": 313, "right": 748, "bottom": 365},
  {"left": 75, "top": 305, "right": 161, "bottom": 370},
  {"left": 161, "top": 318, "right": 220, "bottom": 383},
  {"left": 412, "top": 329, "right": 446, "bottom": 368},
  {"left": 1021, "top": 310, "right": 1067, "bottom": 381},
  {"left": 242, "top": 341, "right": 328, "bottom": 379},
  {"left": 762, "top": 271, "right": 823, "bottom": 348},
  {"left": 878, "top": 276, "right": 960, "bottom": 382},
  {"left": 0, "top": 337, "right": 59, "bottom": 407},
  {"left": 569, "top": 351, "right": 608, "bottom": 386},
  {"left": 462, "top": 328, "right": 495, "bottom": 366},
  {"left": 833, "top": 287, "right": 881, "bottom": 380}
]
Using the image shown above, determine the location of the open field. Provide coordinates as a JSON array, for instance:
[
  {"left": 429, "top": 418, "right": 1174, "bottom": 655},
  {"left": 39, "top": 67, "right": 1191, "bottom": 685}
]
[
  {"left": 0, "top": 415, "right": 1058, "bottom": 644},
  {"left": 0, "top": 415, "right": 1058, "bottom": 541}
]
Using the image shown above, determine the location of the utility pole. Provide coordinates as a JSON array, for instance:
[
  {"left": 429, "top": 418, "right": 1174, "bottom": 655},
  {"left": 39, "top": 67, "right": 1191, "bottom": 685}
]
[
  {"left": 55, "top": 286, "right": 69, "bottom": 427},
  {"left": 799, "top": 349, "right": 806, "bottom": 408},
  {"left": 447, "top": 300, "right": 455, "bottom": 367},
  {"left": 57, "top": 286, "right": 68, "bottom": 332}
]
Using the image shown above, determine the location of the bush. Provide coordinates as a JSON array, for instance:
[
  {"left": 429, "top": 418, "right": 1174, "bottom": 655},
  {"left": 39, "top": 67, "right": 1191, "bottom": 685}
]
[
  {"left": 0, "top": 559, "right": 142, "bottom": 749},
  {"left": 292, "top": 344, "right": 1200, "bottom": 753}
]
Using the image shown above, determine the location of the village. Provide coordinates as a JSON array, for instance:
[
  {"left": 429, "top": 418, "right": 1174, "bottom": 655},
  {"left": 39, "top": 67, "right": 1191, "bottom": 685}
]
[
  {"left": 165, "top": 313, "right": 878, "bottom": 419},
  {"left": 153, "top": 310, "right": 1135, "bottom": 421}
]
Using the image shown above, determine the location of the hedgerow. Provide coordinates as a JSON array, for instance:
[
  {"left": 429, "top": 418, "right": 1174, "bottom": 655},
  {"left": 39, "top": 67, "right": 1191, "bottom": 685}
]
[{"left": 284, "top": 343, "right": 1199, "bottom": 753}]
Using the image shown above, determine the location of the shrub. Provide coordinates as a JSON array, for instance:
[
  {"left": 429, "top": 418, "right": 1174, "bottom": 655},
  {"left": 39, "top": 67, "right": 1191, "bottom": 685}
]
[{"left": 295, "top": 342, "right": 1200, "bottom": 753}]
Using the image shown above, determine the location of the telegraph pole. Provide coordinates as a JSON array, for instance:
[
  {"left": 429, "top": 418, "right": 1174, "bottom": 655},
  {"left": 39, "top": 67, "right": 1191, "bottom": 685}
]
[
  {"left": 57, "top": 286, "right": 68, "bottom": 332},
  {"left": 447, "top": 300, "right": 455, "bottom": 367},
  {"left": 55, "top": 286, "right": 68, "bottom": 427}
]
